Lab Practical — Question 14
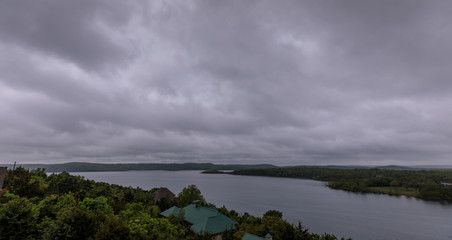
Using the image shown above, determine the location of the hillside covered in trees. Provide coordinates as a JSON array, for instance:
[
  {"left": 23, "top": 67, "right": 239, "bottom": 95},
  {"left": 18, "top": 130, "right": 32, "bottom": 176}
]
[
  {"left": 6, "top": 162, "right": 277, "bottom": 173},
  {"left": 0, "top": 167, "right": 350, "bottom": 240},
  {"left": 232, "top": 167, "right": 452, "bottom": 202}
]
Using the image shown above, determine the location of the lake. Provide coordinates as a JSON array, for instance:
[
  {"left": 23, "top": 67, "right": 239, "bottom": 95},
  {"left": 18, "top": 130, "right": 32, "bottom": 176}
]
[{"left": 71, "top": 170, "right": 452, "bottom": 240}]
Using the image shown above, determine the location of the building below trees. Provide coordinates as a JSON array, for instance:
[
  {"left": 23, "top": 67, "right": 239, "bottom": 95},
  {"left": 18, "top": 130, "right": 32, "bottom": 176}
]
[
  {"left": 161, "top": 200, "right": 238, "bottom": 240},
  {"left": 153, "top": 187, "right": 176, "bottom": 202},
  {"left": 242, "top": 232, "right": 273, "bottom": 240},
  {"left": 0, "top": 167, "right": 6, "bottom": 189}
]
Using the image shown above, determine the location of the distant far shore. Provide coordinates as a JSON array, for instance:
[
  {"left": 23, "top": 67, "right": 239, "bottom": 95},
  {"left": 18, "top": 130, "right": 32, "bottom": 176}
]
[
  {"left": 231, "top": 166, "right": 452, "bottom": 203},
  {"left": 0, "top": 162, "right": 277, "bottom": 172},
  {"left": 1, "top": 162, "right": 451, "bottom": 173}
]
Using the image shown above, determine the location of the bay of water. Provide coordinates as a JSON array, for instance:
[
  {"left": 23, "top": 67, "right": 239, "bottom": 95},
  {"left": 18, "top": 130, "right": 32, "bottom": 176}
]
[{"left": 71, "top": 170, "right": 452, "bottom": 240}]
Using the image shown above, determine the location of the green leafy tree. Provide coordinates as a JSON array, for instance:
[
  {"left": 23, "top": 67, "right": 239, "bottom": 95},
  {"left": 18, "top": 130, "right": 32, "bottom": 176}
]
[
  {"left": 156, "top": 196, "right": 173, "bottom": 210},
  {"left": 262, "top": 216, "right": 297, "bottom": 240},
  {"left": 46, "top": 172, "right": 82, "bottom": 195},
  {"left": 419, "top": 183, "right": 442, "bottom": 200},
  {"left": 0, "top": 198, "right": 38, "bottom": 239},
  {"left": 36, "top": 194, "right": 59, "bottom": 221},
  {"left": 31, "top": 168, "right": 48, "bottom": 179},
  {"left": 94, "top": 215, "right": 131, "bottom": 240},
  {"left": 177, "top": 208, "right": 185, "bottom": 222},
  {"left": 0, "top": 192, "right": 20, "bottom": 204},
  {"left": 5, "top": 167, "right": 47, "bottom": 198},
  {"left": 390, "top": 180, "right": 399, "bottom": 187},
  {"left": 129, "top": 215, "right": 184, "bottom": 240},
  {"left": 44, "top": 207, "right": 99, "bottom": 240},
  {"left": 81, "top": 196, "right": 114, "bottom": 216},
  {"left": 55, "top": 193, "right": 77, "bottom": 210},
  {"left": 177, "top": 185, "right": 205, "bottom": 207},
  {"left": 148, "top": 205, "right": 161, "bottom": 218},
  {"left": 120, "top": 202, "right": 147, "bottom": 219},
  {"left": 263, "top": 210, "right": 283, "bottom": 219},
  {"left": 222, "top": 227, "right": 236, "bottom": 240}
]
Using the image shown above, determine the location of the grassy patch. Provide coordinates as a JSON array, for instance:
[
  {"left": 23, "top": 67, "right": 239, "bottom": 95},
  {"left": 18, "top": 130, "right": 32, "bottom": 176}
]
[{"left": 367, "top": 187, "right": 419, "bottom": 197}]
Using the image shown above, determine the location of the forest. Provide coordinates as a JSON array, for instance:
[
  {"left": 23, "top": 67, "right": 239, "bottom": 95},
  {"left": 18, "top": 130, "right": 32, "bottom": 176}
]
[
  {"left": 0, "top": 167, "right": 350, "bottom": 240},
  {"left": 232, "top": 167, "right": 452, "bottom": 202},
  {"left": 8, "top": 162, "right": 277, "bottom": 172}
]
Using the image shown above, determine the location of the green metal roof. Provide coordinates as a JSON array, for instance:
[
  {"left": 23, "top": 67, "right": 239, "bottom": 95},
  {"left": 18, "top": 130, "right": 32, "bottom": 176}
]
[
  {"left": 265, "top": 233, "right": 272, "bottom": 238},
  {"left": 161, "top": 204, "right": 238, "bottom": 235},
  {"left": 191, "top": 213, "right": 236, "bottom": 234},
  {"left": 160, "top": 206, "right": 180, "bottom": 217},
  {"left": 242, "top": 233, "right": 265, "bottom": 240}
]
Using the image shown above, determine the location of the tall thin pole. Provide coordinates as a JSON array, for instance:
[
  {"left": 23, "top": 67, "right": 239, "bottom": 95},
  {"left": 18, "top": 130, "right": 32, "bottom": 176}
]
[
  {"left": 7, "top": 162, "right": 16, "bottom": 189},
  {"left": 75, "top": 178, "right": 83, "bottom": 206}
]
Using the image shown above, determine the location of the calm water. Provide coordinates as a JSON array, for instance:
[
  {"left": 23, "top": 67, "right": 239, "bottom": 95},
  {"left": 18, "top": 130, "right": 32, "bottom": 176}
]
[{"left": 71, "top": 170, "right": 452, "bottom": 240}]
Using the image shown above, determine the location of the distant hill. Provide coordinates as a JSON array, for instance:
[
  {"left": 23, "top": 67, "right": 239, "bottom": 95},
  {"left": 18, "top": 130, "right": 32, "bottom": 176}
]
[
  {"left": 0, "top": 162, "right": 277, "bottom": 172},
  {"left": 1, "top": 162, "right": 450, "bottom": 172},
  {"left": 376, "top": 165, "right": 413, "bottom": 170}
]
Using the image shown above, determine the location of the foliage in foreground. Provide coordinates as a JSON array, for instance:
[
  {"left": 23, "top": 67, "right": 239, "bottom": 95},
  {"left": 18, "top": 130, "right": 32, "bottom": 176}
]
[{"left": 0, "top": 167, "right": 349, "bottom": 240}]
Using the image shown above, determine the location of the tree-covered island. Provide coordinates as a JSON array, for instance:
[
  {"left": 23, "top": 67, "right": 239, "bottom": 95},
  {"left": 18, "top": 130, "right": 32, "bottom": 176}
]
[
  {"left": 0, "top": 167, "right": 350, "bottom": 240},
  {"left": 231, "top": 167, "right": 452, "bottom": 202}
]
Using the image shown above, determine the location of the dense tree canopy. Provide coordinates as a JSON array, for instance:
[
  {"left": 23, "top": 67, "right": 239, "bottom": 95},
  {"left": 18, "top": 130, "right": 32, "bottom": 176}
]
[{"left": 0, "top": 167, "right": 350, "bottom": 240}]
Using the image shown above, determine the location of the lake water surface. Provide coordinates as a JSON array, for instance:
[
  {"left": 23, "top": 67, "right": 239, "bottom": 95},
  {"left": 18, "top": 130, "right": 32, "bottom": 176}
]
[{"left": 71, "top": 170, "right": 452, "bottom": 240}]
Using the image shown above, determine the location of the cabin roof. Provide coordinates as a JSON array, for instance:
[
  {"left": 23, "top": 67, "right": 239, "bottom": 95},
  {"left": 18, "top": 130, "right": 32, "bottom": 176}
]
[
  {"left": 242, "top": 232, "right": 265, "bottom": 240},
  {"left": 160, "top": 206, "right": 179, "bottom": 216},
  {"left": 161, "top": 204, "right": 238, "bottom": 234},
  {"left": 153, "top": 187, "right": 175, "bottom": 201}
]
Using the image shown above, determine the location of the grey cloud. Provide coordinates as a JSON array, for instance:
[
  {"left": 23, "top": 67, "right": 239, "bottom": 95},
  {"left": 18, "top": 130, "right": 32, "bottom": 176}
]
[
  {"left": 0, "top": 0, "right": 133, "bottom": 71},
  {"left": 0, "top": 0, "right": 451, "bottom": 165}
]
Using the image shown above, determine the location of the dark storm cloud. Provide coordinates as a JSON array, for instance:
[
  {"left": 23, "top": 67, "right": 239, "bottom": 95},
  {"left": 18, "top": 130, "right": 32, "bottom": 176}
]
[{"left": 0, "top": 0, "right": 451, "bottom": 165}]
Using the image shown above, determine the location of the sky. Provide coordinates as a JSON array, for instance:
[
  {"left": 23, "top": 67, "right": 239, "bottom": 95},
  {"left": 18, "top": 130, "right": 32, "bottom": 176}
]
[{"left": 0, "top": 0, "right": 451, "bottom": 165}]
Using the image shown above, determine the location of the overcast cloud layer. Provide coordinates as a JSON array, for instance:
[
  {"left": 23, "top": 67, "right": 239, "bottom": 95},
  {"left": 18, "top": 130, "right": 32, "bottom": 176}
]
[{"left": 0, "top": 0, "right": 451, "bottom": 165}]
